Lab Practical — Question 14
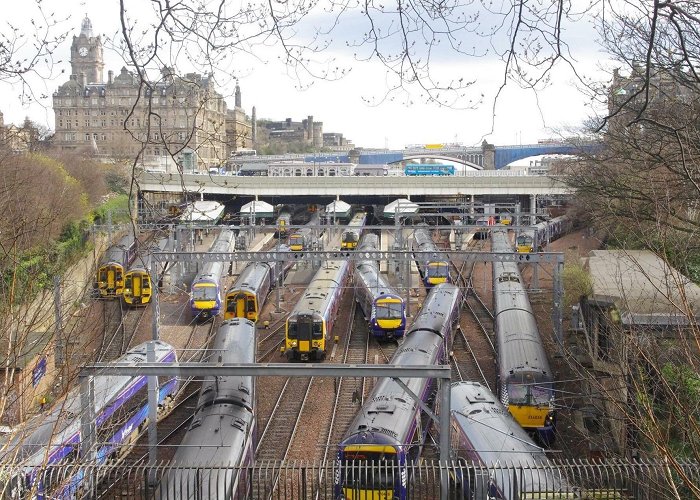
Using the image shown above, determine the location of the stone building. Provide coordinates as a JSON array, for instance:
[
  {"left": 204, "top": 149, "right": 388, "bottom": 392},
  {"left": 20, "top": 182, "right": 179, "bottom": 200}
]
[
  {"left": 226, "top": 84, "right": 254, "bottom": 152},
  {"left": 259, "top": 116, "right": 323, "bottom": 148},
  {"left": 52, "top": 16, "right": 231, "bottom": 172}
]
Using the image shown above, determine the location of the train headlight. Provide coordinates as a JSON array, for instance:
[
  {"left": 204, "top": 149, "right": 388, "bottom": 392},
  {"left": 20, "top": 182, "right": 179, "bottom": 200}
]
[{"left": 290, "top": 340, "right": 297, "bottom": 347}]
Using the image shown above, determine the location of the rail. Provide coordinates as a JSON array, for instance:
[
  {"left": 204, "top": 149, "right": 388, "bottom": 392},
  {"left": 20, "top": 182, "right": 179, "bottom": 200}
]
[{"left": 11, "top": 459, "right": 696, "bottom": 499}]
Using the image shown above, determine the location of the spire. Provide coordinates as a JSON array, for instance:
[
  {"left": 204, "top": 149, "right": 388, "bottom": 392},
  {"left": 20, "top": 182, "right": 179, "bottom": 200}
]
[
  {"left": 235, "top": 82, "right": 241, "bottom": 108},
  {"left": 81, "top": 15, "right": 94, "bottom": 37}
]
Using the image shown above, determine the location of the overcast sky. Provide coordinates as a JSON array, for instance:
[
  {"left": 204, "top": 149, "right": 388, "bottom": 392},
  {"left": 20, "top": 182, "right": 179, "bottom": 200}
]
[{"left": 3, "top": 0, "right": 614, "bottom": 150}]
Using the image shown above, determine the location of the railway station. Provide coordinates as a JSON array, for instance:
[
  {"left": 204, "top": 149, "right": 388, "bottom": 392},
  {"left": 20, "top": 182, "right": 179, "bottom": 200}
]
[{"left": 2, "top": 195, "right": 697, "bottom": 499}]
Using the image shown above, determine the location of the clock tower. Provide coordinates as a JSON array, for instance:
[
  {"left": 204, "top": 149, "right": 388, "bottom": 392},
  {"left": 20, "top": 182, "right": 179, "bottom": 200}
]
[{"left": 70, "top": 16, "right": 104, "bottom": 84}]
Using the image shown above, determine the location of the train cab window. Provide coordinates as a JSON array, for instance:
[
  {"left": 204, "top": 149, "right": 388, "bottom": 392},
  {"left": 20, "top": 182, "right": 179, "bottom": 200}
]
[
  {"left": 124, "top": 276, "right": 132, "bottom": 288},
  {"left": 99, "top": 269, "right": 107, "bottom": 281},
  {"left": 312, "top": 322, "right": 323, "bottom": 339},
  {"left": 376, "top": 301, "right": 403, "bottom": 319},
  {"left": 427, "top": 262, "right": 450, "bottom": 277},
  {"left": 246, "top": 298, "right": 256, "bottom": 313},
  {"left": 507, "top": 383, "right": 529, "bottom": 405},
  {"left": 192, "top": 286, "right": 217, "bottom": 300},
  {"left": 143, "top": 279, "right": 150, "bottom": 289},
  {"left": 287, "top": 321, "right": 297, "bottom": 339},
  {"left": 342, "top": 450, "right": 397, "bottom": 489},
  {"left": 531, "top": 384, "right": 553, "bottom": 405}
]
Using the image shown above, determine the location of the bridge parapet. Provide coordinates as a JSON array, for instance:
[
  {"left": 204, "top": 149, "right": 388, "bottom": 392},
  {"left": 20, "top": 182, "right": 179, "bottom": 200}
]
[{"left": 137, "top": 171, "right": 572, "bottom": 197}]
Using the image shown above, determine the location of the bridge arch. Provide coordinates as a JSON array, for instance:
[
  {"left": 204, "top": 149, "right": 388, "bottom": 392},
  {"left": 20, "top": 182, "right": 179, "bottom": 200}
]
[{"left": 392, "top": 154, "right": 483, "bottom": 171}]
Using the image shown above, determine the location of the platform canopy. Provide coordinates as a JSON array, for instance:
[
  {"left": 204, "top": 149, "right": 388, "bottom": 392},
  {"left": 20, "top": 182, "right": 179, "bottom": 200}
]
[
  {"left": 325, "top": 200, "right": 351, "bottom": 218},
  {"left": 240, "top": 200, "right": 274, "bottom": 219},
  {"left": 383, "top": 198, "right": 419, "bottom": 219},
  {"left": 179, "top": 201, "right": 225, "bottom": 225}
]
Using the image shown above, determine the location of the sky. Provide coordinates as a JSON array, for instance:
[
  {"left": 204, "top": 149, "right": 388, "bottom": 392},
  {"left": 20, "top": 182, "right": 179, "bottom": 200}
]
[{"left": 2, "top": 0, "right": 614, "bottom": 150}]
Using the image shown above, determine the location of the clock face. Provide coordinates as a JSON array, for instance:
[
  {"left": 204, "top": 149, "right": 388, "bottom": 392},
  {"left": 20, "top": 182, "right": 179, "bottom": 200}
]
[{"left": 79, "top": 47, "right": 88, "bottom": 57}]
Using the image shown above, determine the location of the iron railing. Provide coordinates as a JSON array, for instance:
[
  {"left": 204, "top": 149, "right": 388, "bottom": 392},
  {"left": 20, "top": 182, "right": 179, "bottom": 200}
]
[{"left": 1, "top": 459, "right": 698, "bottom": 499}]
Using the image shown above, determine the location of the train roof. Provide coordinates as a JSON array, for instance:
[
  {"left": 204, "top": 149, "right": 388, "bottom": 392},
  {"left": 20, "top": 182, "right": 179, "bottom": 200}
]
[
  {"left": 583, "top": 250, "right": 700, "bottom": 325},
  {"left": 450, "top": 382, "right": 548, "bottom": 462}
]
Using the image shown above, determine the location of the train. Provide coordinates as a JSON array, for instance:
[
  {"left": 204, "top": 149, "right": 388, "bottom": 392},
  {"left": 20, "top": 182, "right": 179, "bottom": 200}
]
[
  {"left": 473, "top": 215, "right": 496, "bottom": 240},
  {"left": 335, "top": 283, "right": 462, "bottom": 500},
  {"left": 276, "top": 211, "right": 291, "bottom": 239},
  {"left": 190, "top": 229, "right": 236, "bottom": 321},
  {"left": 2, "top": 341, "right": 177, "bottom": 498},
  {"left": 449, "top": 381, "right": 570, "bottom": 499},
  {"left": 353, "top": 234, "right": 406, "bottom": 340},
  {"left": 223, "top": 247, "right": 294, "bottom": 322},
  {"left": 289, "top": 213, "right": 322, "bottom": 251},
  {"left": 412, "top": 225, "right": 451, "bottom": 288},
  {"left": 516, "top": 215, "right": 571, "bottom": 253},
  {"left": 283, "top": 259, "right": 350, "bottom": 361},
  {"left": 95, "top": 233, "right": 138, "bottom": 297},
  {"left": 340, "top": 211, "right": 366, "bottom": 250},
  {"left": 492, "top": 228, "right": 556, "bottom": 443},
  {"left": 122, "top": 236, "right": 171, "bottom": 306},
  {"left": 404, "top": 164, "right": 456, "bottom": 176},
  {"left": 157, "top": 319, "right": 256, "bottom": 499}
]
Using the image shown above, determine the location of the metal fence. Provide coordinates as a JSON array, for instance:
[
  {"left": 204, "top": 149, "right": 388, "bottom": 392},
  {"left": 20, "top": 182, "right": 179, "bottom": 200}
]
[{"left": 2, "top": 459, "right": 698, "bottom": 499}]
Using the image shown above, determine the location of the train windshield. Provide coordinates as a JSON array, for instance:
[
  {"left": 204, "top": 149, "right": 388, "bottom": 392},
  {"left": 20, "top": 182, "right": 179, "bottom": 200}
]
[
  {"left": 290, "top": 235, "right": 304, "bottom": 247},
  {"left": 192, "top": 285, "right": 217, "bottom": 300},
  {"left": 287, "top": 318, "right": 322, "bottom": 339},
  {"left": 342, "top": 448, "right": 398, "bottom": 489},
  {"left": 375, "top": 300, "right": 403, "bottom": 319},
  {"left": 507, "top": 382, "right": 553, "bottom": 405},
  {"left": 516, "top": 234, "right": 533, "bottom": 245},
  {"left": 427, "top": 262, "right": 450, "bottom": 278},
  {"left": 342, "top": 231, "right": 359, "bottom": 243}
]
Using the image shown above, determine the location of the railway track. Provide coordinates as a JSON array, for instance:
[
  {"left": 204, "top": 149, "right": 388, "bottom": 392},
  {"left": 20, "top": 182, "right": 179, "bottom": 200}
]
[{"left": 97, "top": 300, "right": 146, "bottom": 362}]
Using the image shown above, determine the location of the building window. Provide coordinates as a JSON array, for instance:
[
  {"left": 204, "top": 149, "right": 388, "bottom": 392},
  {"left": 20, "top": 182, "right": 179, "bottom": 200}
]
[
  {"left": 85, "top": 120, "right": 90, "bottom": 127},
  {"left": 101, "top": 120, "right": 106, "bottom": 127},
  {"left": 85, "top": 133, "right": 91, "bottom": 141},
  {"left": 102, "top": 134, "right": 107, "bottom": 141},
  {"left": 154, "top": 132, "right": 160, "bottom": 140},
  {"left": 58, "top": 120, "right": 63, "bottom": 127}
]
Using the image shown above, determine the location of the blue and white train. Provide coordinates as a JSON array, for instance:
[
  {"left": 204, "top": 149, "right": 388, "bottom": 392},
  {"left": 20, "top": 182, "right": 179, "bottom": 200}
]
[
  {"left": 449, "top": 381, "right": 571, "bottom": 499},
  {"left": 413, "top": 225, "right": 451, "bottom": 288},
  {"left": 1, "top": 341, "right": 177, "bottom": 498},
  {"left": 353, "top": 234, "right": 406, "bottom": 340},
  {"left": 335, "top": 283, "right": 462, "bottom": 500},
  {"left": 190, "top": 229, "right": 236, "bottom": 321},
  {"left": 158, "top": 318, "right": 256, "bottom": 499}
]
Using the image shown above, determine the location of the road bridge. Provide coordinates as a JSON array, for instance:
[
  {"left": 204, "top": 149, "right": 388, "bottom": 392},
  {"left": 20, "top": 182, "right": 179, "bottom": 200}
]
[{"left": 137, "top": 170, "right": 571, "bottom": 198}]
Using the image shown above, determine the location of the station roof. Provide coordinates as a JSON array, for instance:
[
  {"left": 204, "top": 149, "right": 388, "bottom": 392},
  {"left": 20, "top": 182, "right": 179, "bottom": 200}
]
[
  {"left": 179, "top": 201, "right": 225, "bottom": 224},
  {"left": 325, "top": 200, "right": 351, "bottom": 216},
  {"left": 582, "top": 250, "right": 700, "bottom": 326},
  {"left": 240, "top": 200, "right": 274, "bottom": 218},
  {"left": 383, "top": 198, "right": 419, "bottom": 218}
]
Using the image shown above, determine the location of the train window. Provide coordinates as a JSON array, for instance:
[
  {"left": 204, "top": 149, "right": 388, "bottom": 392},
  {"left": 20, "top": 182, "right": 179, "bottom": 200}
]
[
  {"left": 506, "top": 383, "right": 529, "bottom": 404},
  {"left": 376, "top": 301, "right": 403, "bottom": 319},
  {"left": 143, "top": 279, "right": 150, "bottom": 289},
  {"left": 124, "top": 276, "right": 132, "bottom": 288},
  {"left": 287, "top": 322, "right": 297, "bottom": 338},
  {"left": 312, "top": 322, "right": 323, "bottom": 339},
  {"left": 531, "top": 385, "right": 553, "bottom": 405},
  {"left": 192, "top": 285, "right": 217, "bottom": 300},
  {"left": 246, "top": 298, "right": 255, "bottom": 313}
]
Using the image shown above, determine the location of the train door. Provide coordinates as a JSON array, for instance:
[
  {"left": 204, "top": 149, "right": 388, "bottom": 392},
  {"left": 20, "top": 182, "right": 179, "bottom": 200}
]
[
  {"left": 107, "top": 265, "right": 119, "bottom": 294},
  {"left": 132, "top": 273, "right": 142, "bottom": 299},
  {"left": 140, "top": 274, "right": 151, "bottom": 303}
]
